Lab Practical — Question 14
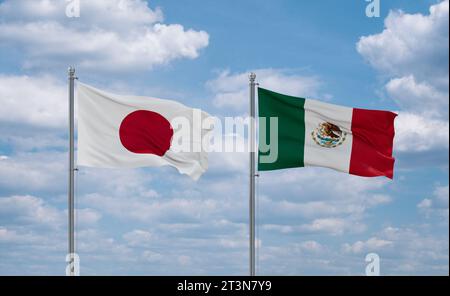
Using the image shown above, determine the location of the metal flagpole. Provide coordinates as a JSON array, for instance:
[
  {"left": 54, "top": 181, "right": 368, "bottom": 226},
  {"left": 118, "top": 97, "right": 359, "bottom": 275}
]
[
  {"left": 249, "top": 73, "right": 256, "bottom": 276},
  {"left": 68, "top": 67, "right": 76, "bottom": 276}
]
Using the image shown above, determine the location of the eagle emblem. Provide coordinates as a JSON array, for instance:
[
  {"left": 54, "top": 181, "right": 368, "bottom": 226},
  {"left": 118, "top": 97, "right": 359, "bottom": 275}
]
[{"left": 312, "top": 122, "right": 347, "bottom": 148}]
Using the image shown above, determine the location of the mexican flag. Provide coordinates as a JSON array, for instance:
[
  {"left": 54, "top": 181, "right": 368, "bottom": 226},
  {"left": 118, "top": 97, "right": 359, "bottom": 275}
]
[{"left": 258, "top": 88, "right": 397, "bottom": 179}]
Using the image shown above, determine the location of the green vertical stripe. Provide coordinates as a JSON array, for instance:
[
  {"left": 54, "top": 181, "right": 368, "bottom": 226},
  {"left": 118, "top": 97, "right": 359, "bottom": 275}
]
[{"left": 258, "top": 88, "right": 306, "bottom": 171}]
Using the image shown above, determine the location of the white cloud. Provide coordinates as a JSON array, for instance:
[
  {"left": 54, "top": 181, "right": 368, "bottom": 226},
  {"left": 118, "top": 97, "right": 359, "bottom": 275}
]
[
  {"left": 0, "top": 0, "right": 163, "bottom": 26},
  {"left": 142, "top": 250, "right": 163, "bottom": 262},
  {"left": 218, "top": 237, "right": 249, "bottom": 249},
  {"left": 0, "top": 0, "right": 209, "bottom": 71},
  {"left": 0, "top": 195, "right": 100, "bottom": 229},
  {"left": 366, "top": 194, "right": 392, "bottom": 207},
  {"left": 0, "top": 195, "right": 63, "bottom": 227},
  {"left": 434, "top": 185, "right": 449, "bottom": 208},
  {"left": 251, "top": 168, "right": 393, "bottom": 236},
  {"left": 298, "top": 240, "right": 323, "bottom": 252},
  {"left": 394, "top": 112, "right": 449, "bottom": 152},
  {"left": 123, "top": 229, "right": 153, "bottom": 247},
  {"left": 76, "top": 208, "right": 102, "bottom": 225},
  {"left": 357, "top": 0, "right": 449, "bottom": 79},
  {"left": 208, "top": 151, "right": 248, "bottom": 173},
  {"left": 262, "top": 224, "right": 295, "bottom": 234},
  {"left": 0, "top": 227, "right": 39, "bottom": 243},
  {"left": 380, "top": 226, "right": 448, "bottom": 273},
  {"left": 0, "top": 75, "right": 67, "bottom": 128},
  {"left": 263, "top": 218, "right": 366, "bottom": 236},
  {"left": 342, "top": 237, "right": 393, "bottom": 254},
  {"left": 418, "top": 185, "right": 449, "bottom": 220},
  {"left": 340, "top": 226, "right": 448, "bottom": 274},
  {"left": 0, "top": 152, "right": 66, "bottom": 193},
  {"left": 299, "top": 218, "right": 366, "bottom": 236},
  {"left": 125, "top": 160, "right": 394, "bottom": 238},
  {"left": 417, "top": 198, "right": 433, "bottom": 210},
  {"left": 81, "top": 193, "right": 221, "bottom": 223},
  {"left": 76, "top": 229, "right": 133, "bottom": 260},
  {"left": 0, "top": 133, "right": 67, "bottom": 152},
  {"left": 387, "top": 75, "right": 448, "bottom": 119},
  {"left": 260, "top": 169, "right": 389, "bottom": 208},
  {"left": 77, "top": 167, "right": 158, "bottom": 198},
  {"left": 207, "top": 69, "right": 323, "bottom": 111},
  {"left": 357, "top": 0, "right": 449, "bottom": 153}
]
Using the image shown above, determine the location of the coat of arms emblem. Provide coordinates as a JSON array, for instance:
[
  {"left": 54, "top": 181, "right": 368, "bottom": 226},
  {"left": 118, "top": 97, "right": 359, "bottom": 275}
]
[{"left": 312, "top": 122, "right": 347, "bottom": 148}]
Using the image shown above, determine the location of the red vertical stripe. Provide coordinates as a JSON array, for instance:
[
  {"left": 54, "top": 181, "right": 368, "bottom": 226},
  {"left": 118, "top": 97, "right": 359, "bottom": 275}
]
[{"left": 350, "top": 108, "right": 397, "bottom": 179}]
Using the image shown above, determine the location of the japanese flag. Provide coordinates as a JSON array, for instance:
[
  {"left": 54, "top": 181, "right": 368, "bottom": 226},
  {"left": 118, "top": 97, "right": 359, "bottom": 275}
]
[{"left": 77, "top": 83, "right": 212, "bottom": 180}]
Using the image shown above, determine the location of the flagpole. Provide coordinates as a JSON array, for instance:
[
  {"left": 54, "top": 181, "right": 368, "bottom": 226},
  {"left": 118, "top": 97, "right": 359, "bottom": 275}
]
[
  {"left": 68, "top": 67, "right": 76, "bottom": 276},
  {"left": 249, "top": 73, "right": 256, "bottom": 276}
]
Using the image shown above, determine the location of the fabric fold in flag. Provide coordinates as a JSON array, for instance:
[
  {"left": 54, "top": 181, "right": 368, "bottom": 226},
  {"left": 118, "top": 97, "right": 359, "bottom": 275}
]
[
  {"left": 258, "top": 88, "right": 397, "bottom": 179},
  {"left": 77, "top": 82, "right": 212, "bottom": 180}
]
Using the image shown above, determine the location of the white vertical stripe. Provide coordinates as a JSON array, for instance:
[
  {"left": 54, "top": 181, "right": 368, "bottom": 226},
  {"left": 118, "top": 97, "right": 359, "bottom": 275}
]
[{"left": 303, "top": 99, "right": 353, "bottom": 173}]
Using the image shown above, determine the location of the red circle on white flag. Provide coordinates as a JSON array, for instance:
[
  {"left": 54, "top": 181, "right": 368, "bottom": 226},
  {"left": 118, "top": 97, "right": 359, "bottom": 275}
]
[{"left": 119, "top": 110, "right": 173, "bottom": 156}]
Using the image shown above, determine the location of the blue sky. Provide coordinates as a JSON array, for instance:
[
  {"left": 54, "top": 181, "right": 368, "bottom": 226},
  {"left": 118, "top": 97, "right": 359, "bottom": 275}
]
[{"left": 0, "top": 0, "right": 448, "bottom": 275}]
